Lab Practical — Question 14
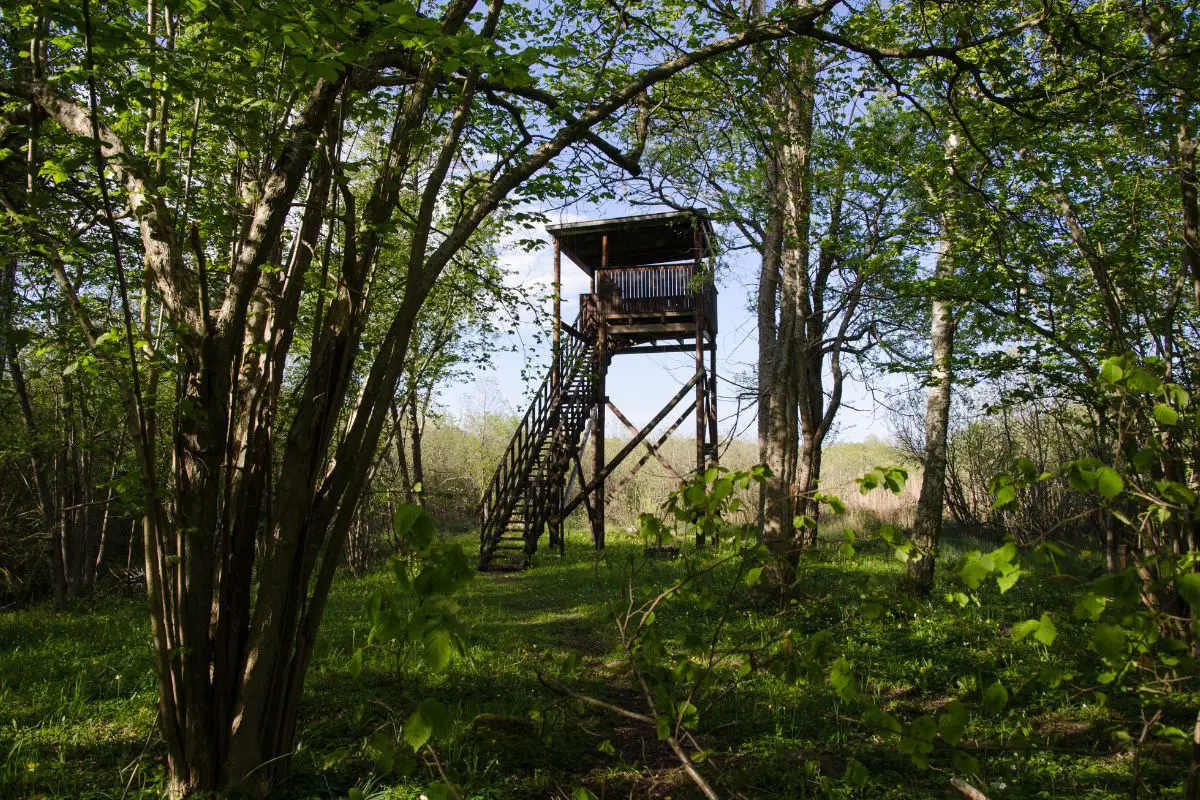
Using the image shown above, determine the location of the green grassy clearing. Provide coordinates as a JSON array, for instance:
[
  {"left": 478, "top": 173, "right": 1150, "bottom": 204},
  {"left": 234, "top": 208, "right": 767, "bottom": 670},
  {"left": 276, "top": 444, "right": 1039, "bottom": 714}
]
[{"left": 1, "top": 529, "right": 1190, "bottom": 799}]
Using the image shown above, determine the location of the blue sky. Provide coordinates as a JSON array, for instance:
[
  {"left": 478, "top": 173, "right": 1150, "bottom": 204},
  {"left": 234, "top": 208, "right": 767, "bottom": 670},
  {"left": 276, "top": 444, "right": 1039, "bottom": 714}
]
[{"left": 439, "top": 209, "right": 903, "bottom": 444}]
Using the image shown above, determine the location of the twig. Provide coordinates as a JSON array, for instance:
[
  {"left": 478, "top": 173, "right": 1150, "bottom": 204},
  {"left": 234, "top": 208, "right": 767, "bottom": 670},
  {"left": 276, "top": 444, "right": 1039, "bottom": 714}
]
[
  {"left": 537, "top": 671, "right": 654, "bottom": 724},
  {"left": 1131, "top": 708, "right": 1163, "bottom": 799},
  {"left": 538, "top": 672, "right": 720, "bottom": 799},
  {"left": 423, "top": 745, "right": 465, "bottom": 800},
  {"left": 120, "top": 709, "right": 160, "bottom": 800}
]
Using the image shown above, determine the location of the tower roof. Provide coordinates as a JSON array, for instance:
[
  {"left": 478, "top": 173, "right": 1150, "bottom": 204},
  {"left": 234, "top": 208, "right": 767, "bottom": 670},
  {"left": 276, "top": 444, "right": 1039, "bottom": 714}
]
[{"left": 546, "top": 209, "right": 713, "bottom": 275}]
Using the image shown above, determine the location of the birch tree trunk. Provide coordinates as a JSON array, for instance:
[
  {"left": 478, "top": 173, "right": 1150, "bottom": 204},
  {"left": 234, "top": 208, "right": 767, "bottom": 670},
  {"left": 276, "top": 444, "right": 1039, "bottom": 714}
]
[{"left": 907, "top": 220, "right": 956, "bottom": 591}]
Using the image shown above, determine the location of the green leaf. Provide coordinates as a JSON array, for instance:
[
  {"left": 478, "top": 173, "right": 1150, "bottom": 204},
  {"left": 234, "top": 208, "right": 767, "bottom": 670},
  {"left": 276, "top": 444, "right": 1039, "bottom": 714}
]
[
  {"left": 655, "top": 715, "right": 672, "bottom": 741},
  {"left": 403, "top": 708, "right": 432, "bottom": 751},
  {"left": 1074, "top": 593, "right": 1106, "bottom": 621},
  {"left": 744, "top": 567, "right": 764, "bottom": 586},
  {"left": 368, "top": 731, "right": 395, "bottom": 772},
  {"left": 863, "top": 708, "right": 902, "bottom": 734},
  {"left": 712, "top": 477, "right": 733, "bottom": 501},
  {"left": 981, "top": 681, "right": 1008, "bottom": 715},
  {"left": 938, "top": 700, "right": 968, "bottom": 746},
  {"left": 1095, "top": 467, "right": 1123, "bottom": 499},
  {"left": 947, "top": 591, "right": 972, "bottom": 608},
  {"left": 1011, "top": 619, "right": 1040, "bottom": 641},
  {"left": 423, "top": 628, "right": 454, "bottom": 671},
  {"left": 1153, "top": 403, "right": 1180, "bottom": 426},
  {"left": 1012, "top": 611, "right": 1057, "bottom": 645},
  {"left": 1099, "top": 359, "right": 1124, "bottom": 383},
  {"left": 424, "top": 782, "right": 457, "bottom": 800},
  {"left": 394, "top": 503, "right": 424, "bottom": 539},
  {"left": 1092, "top": 623, "right": 1127, "bottom": 661},
  {"left": 829, "top": 657, "right": 857, "bottom": 700},
  {"left": 1032, "top": 613, "right": 1058, "bottom": 646},
  {"left": 1175, "top": 573, "right": 1200, "bottom": 609},
  {"left": 843, "top": 757, "right": 869, "bottom": 788},
  {"left": 1126, "top": 367, "right": 1161, "bottom": 393},
  {"left": 957, "top": 553, "right": 989, "bottom": 589},
  {"left": 404, "top": 698, "right": 450, "bottom": 751},
  {"left": 952, "top": 750, "right": 980, "bottom": 776},
  {"left": 571, "top": 789, "right": 598, "bottom": 800},
  {"left": 991, "top": 482, "right": 1017, "bottom": 510},
  {"left": 995, "top": 567, "right": 1022, "bottom": 593}
]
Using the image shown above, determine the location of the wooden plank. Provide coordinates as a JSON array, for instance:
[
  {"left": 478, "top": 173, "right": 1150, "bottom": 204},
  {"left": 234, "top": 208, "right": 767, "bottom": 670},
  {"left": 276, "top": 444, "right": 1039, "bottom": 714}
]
[
  {"left": 605, "top": 322, "right": 698, "bottom": 335},
  {"left": 560, "top": 320, "right": 588, "bottom": 343},
  {"left": 613, "top": 343, "right": 715, "bottom": 355}
]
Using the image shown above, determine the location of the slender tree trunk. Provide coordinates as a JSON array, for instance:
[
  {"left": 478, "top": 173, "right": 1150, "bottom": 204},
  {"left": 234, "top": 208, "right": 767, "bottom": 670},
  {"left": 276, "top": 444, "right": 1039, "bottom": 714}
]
[
  {"left": 391, "top": 402, "right": 413, "bottom": 505},
  {"left": 907, "top": 233, "right": 956, "bottom": 591},
  {"left": 795, "top": 421, "right": 822, "bottom": 538},
  {"left": 757, "top": 164, "right": 783, "bottom": 539},
  {"left": 408, "top": 388, "right": 426, "bottom": 508},
  {"left": 8, "top": 351, "right": 65, "bottom": 603}
]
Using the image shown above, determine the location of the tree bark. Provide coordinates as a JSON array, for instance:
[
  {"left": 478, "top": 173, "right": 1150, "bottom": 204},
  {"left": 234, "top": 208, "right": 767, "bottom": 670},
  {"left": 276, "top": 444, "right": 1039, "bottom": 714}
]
[
  {"left": 761, "top": 38, "right": 815, "bottom": 581},
  {"left": 907, "top": 233, "right": 956, "bottom": 591}
]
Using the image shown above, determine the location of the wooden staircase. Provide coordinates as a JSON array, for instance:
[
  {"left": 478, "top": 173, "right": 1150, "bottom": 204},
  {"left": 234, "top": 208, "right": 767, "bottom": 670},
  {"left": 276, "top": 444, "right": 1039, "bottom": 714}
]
[{"left": 478, "top": 324, "right": 599, "bottom": 571}]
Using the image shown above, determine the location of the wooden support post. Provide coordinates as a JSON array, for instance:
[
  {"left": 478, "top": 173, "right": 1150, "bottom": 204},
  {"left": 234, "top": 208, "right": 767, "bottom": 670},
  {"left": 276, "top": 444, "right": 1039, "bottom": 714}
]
[
  {"left": 592, "top": 234, "right": 609, "bottom": 549},
  {"left": 695, "top": 307, "right": 705, "bottom": 479},
  {"left": 592, "top": 348, "right": 606, "bottom": 549},
  {"left": 553, "top": 239, "right": 562, "bottom": 357},
  {"left": 566, "top": 418, "right": 595, "bottom": 533},
  {"left": 708, "top": 329, "right": 718, "bottom": 464},
  {"left": 550, "top": 239, "right": 563, "bottom": 552}
]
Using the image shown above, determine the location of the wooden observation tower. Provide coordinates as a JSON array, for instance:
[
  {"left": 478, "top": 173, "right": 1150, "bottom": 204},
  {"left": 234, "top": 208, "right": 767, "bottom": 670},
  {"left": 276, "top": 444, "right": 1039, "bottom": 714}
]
[{"left": 478, "top": 209, "right": 718, "bottom": 571}]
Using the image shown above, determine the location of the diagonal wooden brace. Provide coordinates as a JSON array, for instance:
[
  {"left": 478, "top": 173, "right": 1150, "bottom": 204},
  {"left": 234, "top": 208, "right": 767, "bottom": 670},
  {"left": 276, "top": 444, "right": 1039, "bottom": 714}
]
[
  {"left": 609, "top": 400, "right": 695, "bottom": 498},
  {"left": 608, "top": 400, "right": 685, "bottom": 482},
  {"left": 561, "top": 370, "right": 701, "bottom": 518}
]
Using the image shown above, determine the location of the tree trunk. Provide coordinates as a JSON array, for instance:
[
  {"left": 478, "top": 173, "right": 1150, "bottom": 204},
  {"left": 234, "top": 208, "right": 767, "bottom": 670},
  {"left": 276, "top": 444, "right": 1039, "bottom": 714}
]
[
  {"left": 390, "top": 401, "right": 413, "bottom": 505},
  {"left": 907, "top": 233, "right": 956, "bottom": 591},
  {"left": 7, "top": 346, "right": 66, "bottom": 603},
  {"left": 760, "top": 40, "right": 815, "bottom": 583},
  {"left": 757, "top": 156, "right": 783, "bottom": 541},
  {"left": 408, "top": 388, "right": 426, "bottom": 508},
  {"left": 794, "top": 196, "right": 843, "bottom": 543}
]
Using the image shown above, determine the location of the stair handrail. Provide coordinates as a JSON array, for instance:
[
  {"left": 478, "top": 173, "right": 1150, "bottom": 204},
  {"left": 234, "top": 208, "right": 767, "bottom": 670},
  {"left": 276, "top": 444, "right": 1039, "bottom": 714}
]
[{"left": 479, "top": 318, "right": 591, "bottom": 552}]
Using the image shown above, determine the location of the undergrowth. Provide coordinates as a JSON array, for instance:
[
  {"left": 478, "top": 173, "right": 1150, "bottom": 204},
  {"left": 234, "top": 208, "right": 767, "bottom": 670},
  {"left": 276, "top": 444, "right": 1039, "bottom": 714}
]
[{"left": 0, "top": 528, "right": 1190, "bottom": 799}]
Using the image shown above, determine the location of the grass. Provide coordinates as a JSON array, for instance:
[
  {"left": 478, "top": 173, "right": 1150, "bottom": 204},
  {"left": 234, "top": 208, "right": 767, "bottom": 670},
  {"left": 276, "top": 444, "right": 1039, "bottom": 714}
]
[{"left": 0, "top": 528, "right": 1192, "bottom": 799}]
